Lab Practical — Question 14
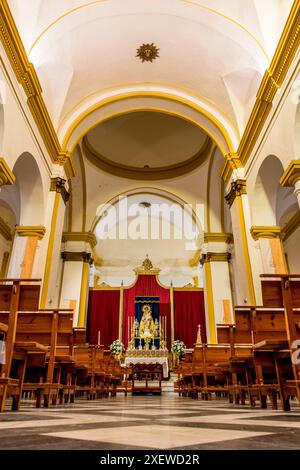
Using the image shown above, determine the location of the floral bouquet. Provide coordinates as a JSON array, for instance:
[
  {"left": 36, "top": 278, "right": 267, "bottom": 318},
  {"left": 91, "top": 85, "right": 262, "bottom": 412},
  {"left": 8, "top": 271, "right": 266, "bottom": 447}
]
[
  {"left": 109, "top": 339, "right": 125, "bottom": 358},
  {"left": 171, "top": 339, "right": 186, "bottom": 357}
]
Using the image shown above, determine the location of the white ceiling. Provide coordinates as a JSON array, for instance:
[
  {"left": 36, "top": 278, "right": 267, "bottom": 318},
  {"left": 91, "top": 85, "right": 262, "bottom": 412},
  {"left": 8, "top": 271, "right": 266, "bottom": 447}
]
[{"left": 8, "top": 0, "right": 294, "bottom": 149}]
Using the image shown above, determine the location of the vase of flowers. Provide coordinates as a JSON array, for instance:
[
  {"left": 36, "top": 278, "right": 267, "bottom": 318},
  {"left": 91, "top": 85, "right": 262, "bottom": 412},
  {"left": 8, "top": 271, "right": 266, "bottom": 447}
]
[
  {"left": 109, "top": 339, "right": 125, "bottom": 360},
  {"left": 172, "top": 339, "right": 186, "bottom": 358}
]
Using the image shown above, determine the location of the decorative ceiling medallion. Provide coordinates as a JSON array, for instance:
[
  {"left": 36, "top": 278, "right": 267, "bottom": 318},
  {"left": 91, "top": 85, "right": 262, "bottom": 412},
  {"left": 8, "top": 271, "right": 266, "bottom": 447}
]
[{"left": 136, "top": 43, "right": 160, "bottom": 63}]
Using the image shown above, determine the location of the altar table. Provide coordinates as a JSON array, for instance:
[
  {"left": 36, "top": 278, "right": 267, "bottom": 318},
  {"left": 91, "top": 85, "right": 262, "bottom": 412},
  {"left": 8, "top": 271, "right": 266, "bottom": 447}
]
[{"left": 124, "top": 356, "right": 169, "bottom": 378}]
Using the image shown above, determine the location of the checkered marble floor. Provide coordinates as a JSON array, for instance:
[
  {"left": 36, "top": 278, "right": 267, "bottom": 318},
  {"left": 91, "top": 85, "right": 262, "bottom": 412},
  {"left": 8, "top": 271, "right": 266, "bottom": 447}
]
[{"left": 1, "top": 394, "right": 300, "bottom": 450}]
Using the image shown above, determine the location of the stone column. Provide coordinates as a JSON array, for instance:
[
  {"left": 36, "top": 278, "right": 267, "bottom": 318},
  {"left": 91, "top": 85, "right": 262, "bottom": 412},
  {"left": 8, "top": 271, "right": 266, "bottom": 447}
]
[
  {"left": 39, "top": 177, "right": 69, "bottom": 308},
  {"left": 225, "top": 179, "right": 262, "bottom": 306},
  {"left": 250, "top": 226, "right": 288, "bottom": 274},
  {"left": 59, "top": 232, "right": 96, "bottom": 327},
  {"left": 201, "top": 233, "right": 233, "bottom": 344}
]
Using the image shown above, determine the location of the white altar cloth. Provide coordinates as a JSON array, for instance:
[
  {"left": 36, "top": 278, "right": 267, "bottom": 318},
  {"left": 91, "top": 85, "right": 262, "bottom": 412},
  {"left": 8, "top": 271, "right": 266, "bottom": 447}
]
[{"left": 124, "top": 356, "right": 169, "bottom": 378}]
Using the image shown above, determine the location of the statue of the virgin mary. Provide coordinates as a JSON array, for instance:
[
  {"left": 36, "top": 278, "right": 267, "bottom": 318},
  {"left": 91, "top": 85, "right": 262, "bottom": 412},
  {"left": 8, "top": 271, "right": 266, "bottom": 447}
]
[{"left": 139, "top": 304, "right": 156, "bottom": 340}]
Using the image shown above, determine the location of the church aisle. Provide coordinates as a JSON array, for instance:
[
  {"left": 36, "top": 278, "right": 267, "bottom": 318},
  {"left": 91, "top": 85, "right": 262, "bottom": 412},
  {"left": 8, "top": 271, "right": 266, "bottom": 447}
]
[{"left": 1, "top": 395, "right": 300, "bottom": 450}]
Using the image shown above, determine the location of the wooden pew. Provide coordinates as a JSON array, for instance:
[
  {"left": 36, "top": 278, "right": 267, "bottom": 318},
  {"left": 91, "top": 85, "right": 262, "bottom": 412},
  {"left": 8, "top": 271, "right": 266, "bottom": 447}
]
[{"left": 0, "top": 279, "right": 43, "bottom": 411}]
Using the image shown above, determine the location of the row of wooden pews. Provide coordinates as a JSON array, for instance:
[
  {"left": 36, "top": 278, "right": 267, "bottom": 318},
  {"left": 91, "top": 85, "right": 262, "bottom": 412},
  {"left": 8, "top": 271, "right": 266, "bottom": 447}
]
[
  {"left": 175, "top": 274, "right": 300, "bottom": 411},
  {"left": 0, "top": 278, "right": 130, "bottom": 412}
]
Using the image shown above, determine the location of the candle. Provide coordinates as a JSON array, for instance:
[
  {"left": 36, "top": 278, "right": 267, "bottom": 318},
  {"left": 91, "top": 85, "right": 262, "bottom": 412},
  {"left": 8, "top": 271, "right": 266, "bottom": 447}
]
[{"left": 97, "top": 330, "right": 100, "bottom": 346}]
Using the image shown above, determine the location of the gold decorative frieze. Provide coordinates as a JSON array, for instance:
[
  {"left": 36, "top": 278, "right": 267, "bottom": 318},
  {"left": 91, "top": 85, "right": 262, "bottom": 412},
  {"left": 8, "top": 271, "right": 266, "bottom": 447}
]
[
  {"left": 0, "top": 1, "right": 75, "bottom": 178},
  {"left": 136, "top": 43, "right": 160, "bottom": 63},
  {"left": 204, "top": 232, "right": 233, "bottom": 244},
  {"left": 220, "top": 153, "right": 243, "bottom": 182},
  {"left": 0, "top": 216, "right": 12, "bottom": 240},
  {"left": 250, "top": 226, "right": 281, "bottom": 241},
  {"left": 50, "top": 177, "right": 70, "bottom": 204},
  {"left": 225, "top": 179, "right": 247, "bottom": 208},
  {"left": 281, "top": 212, "right": 300, "bottom": 241},
  {"left": 134, "top": 255, "right": 161, "bottom": 275},
  {"left": 15, "top": 225, "right": 46, "bottom": 239},
  {"left": 280, "top": 160, "right": 300, "bottom": 187},
  {"left": 61, "top": 251, "right": 93, "bottom": 264},
  {"left": 200, "top": 252, "right": 231, "bottom": 265},
  {"left": 62, "top": 232, "right": 97, "bottom": 249},
  {"left": 223, "top": 2, "right": 300, "bottom": 180},
  {"left": 0, "top": 157, "right": 15, "bottom": 187}
]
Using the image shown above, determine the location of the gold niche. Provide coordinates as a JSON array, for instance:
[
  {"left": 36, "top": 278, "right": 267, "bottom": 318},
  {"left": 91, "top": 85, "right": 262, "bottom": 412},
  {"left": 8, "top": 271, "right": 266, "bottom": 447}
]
[{"left": 136, "top": 43, "right": 160, "bottom": 63}]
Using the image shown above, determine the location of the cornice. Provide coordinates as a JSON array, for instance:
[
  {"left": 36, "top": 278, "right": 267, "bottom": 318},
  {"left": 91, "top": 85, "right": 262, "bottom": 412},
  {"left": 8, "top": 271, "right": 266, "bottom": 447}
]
[
  {"left": 220, "top": 153, "right": 243, "bottom": 182},
  {"left": 0, "top": 157, "right": 15, "bottom": 186},
  {"left": 83, "top": 134, "right": 213, "bottom": 180},
  {"left": 204, "top": 232, "right": 233, "bottom": 244},
  {"left": 281, "top": 212, "right": 300, "bottom": 241},
  {"left": 0, "top": 1, "right": 75, "bottom": 178},
  {"left": 225, "top": 179, "right": 247, "bottom": 208},
  {"left": 61, "top": 251, "right": 93, "bottom": 264},
  {"left": 50, "top": 177, "right": 70, "bottom": 204},
  {"left": 15, "top": 225, "right": 46, "bottom": 239},
  {"left": 200, "top": 252, "right": 231, "bottom": 265},
  {"left": 0, "top": 216, "right": 12, "bottom": 240},
  {"left": 62, "top": 231, "right": 97, "bottom": 249},
  {"left": 223, "top": 1, "right": 300, "bottom": 181},
  {"left": 250, "top": 226, "right": 281, "bottom": 241},
  {"left": 280, "top": 160, "right": 300, "bottom": 187}
]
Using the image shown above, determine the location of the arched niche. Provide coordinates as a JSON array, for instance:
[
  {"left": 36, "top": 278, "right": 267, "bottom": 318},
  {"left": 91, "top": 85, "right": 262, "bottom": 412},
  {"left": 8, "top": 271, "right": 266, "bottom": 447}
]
[
  {"left": 13, "top": 152, "right": 45, "bottom": 225},
  {"left": 252, "top": 155, "right": 294, "bottom": 226}
]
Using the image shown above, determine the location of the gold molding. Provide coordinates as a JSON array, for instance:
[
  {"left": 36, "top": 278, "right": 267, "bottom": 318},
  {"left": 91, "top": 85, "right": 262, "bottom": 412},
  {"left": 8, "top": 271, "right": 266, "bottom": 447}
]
[
  {"left": 204, "top": 232, "right": 233, "bottom": 244},
  {"left": 280, "top": 160, "right": 300, "bottom": 187},
  {"left": 0, "top": 216, "right": 12, "bottom": 240},
  {"left": 250, "top": 226, "right": 281, "bottom": 241},
  {"left": 223, "top": 1, "right": 300, "bottom": 180},
  {"left": 281, "top": 212, "right": 300, "bottom": 241},
  {"left": 200, "top": 252, "right": 231, "bottom": 264},
  {"left": 62, "top": 96, "right": 233, "bottom": 156},
  {"left": 15, "top": 225, "right": 46, "bottom": 239},
  {"left": 83, "top": 132, "right": 213, "bottom": 180},
  {"left": 0, "top": 157, "right": 15, "bottom": 186},
  {"left": 189, "top": 249, "right": 201, "bottom": 267},
  {"left": 62, "top": 231, "right": 97, "bottom": 249},
  {"left": 225, "top": 179, "right": 247, "bottom": 208},
  {"left": 0, "top": 1, "right": 75, "bottom": 178},
  {"left": 220, "top": 152, "right": 243, "bottom": 182}
]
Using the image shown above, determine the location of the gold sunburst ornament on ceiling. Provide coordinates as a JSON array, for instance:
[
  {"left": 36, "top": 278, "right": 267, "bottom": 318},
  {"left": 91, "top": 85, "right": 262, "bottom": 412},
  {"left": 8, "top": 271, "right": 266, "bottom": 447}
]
[{"left": 136, "top": 43, "right": 160, "bottom": 63}]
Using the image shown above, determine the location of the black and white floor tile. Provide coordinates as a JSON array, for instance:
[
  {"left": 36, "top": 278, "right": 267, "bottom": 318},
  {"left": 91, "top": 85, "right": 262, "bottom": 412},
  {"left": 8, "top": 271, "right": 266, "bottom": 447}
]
[{"left": 1, "top": 395, "right": 300, "bottom": 450}]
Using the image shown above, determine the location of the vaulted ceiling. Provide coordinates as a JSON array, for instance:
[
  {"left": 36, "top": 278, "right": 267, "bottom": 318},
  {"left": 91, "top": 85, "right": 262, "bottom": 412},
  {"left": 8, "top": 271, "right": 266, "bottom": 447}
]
[{"left": 8, "top": 0, "right": 293, "bottom": 154}]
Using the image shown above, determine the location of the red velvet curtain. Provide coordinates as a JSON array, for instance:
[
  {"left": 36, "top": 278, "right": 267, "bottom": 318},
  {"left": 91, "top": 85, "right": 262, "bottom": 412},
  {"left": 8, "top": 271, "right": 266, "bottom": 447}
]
[
  {"left": 88, "top": 290, "right": 120, "bottom": 348},
  {"left": 122, "top": 275, "right": 171, "bottom": 348},
  {"left": 174, "top": 291, "right": 206, "bottom": 348}
]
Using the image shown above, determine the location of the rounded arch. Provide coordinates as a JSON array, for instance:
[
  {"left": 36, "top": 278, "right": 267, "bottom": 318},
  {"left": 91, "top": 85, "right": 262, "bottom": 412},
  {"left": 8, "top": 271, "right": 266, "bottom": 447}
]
[
  {"left": 252, "top": 155, "right": 297, "bottom": 226},
  {"left": 13, "top": 152, "right": 45, "bottom": 226},
  {"left": 91, "top": 186, "right": 204, "bottom": 235},
  {"left": 60, "top": 91, "right": 238, "bottom": 156}
]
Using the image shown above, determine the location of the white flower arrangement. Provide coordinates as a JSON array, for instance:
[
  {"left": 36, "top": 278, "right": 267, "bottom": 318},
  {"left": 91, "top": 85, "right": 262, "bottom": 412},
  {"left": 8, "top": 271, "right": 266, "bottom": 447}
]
[
  {"left": 172, "top": 339, "right": 186, "bottom": 357},
  {"left": 109, "top": 339, "right": 125, "bottom": 357}
]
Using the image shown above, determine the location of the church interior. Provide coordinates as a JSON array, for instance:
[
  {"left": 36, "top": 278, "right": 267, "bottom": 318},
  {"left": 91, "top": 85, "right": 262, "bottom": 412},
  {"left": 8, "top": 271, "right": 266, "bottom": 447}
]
[{"left": 1, "top": 0, "right": 300, "bottom": 453}]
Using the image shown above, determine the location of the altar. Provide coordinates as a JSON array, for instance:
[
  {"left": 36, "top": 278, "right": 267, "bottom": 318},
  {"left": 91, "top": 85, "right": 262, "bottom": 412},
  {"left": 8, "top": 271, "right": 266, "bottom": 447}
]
[{"left": 124, "top": 350, "right": 169, "bottom": 378}]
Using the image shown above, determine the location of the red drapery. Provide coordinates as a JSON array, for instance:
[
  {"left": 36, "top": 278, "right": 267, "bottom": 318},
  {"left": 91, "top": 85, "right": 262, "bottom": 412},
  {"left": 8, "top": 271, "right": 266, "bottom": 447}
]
[
  {"left": 122, "top": 275, "right": 171, "bottom": 348},
  {"left": 174, "top": 291, "right": 206, "bottom": 348},
  {"left": 88, "top": 290, "right": 120, "bottom": 348}
]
